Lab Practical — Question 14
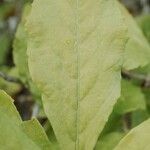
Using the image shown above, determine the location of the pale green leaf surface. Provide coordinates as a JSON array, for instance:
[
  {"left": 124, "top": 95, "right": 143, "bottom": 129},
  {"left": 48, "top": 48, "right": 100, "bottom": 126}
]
[
  {"left": 0, "top": 90, "right": 52, "bottom": 150},
  {"left": 95, "top": 132, "right": 125, "bottom": 150},
  {"left": 26, "top": 0, "right": 127, "bottom": 149},
  {"left": 114, "top": 118, "right": 150, "bottom": 150},
  {"left": 114, "top": 79, "right": 146, "bottom": 114},
  {"left": 118, "top": 2, "right": 150, "bottom": 70}
]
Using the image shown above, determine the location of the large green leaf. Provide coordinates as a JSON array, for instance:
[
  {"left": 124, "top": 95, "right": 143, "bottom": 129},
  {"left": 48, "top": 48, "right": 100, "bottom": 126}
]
[
  {"left": 0, "top": 90, "right": 52, "bottom": 150},
  {"left": 117, "top": 2, "right": 150, "bottom": 70},
  {"left": 114, "top": 118, "right": 150, "bottom": 150},
  {"left": 26, "top": 0, "right": 127, "bottom": 149}
]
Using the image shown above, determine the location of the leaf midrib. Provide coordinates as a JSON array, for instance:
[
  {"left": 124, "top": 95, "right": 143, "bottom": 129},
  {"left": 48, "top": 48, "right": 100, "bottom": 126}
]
[{"left": 75, "top": 0, "right": 79, "bottom": 149}]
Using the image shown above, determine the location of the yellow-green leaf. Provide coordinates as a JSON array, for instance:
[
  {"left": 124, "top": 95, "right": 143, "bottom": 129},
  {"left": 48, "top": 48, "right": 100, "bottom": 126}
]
[
  {"left": 13, "top": 4, "right": 31, "bottom": 84},
  {"left": 26, "top": 0, "right": 127, "bottom": 149},
  {"left": 95, "top": 132, "right": 125, "bottom": 150},
  {"left": 118, "top": 2, "right": 150, "bottom": 70},
  {"left": 114, "top": 119, "right": 150, "bottom": 150},
  {"left": 13, "top": 4, "right": 41, "bottom": 102},
  {"left": 0, "top": 90, "right": 52, "bottom": 150}
]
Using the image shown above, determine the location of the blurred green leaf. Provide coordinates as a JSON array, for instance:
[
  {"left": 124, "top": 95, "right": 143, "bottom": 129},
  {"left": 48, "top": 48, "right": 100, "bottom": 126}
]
[
  {"left": 118, "top": 2, "right": 150, "bottom": 70},
  {"left": 0, "top": 33, "right": 10, "bottom": 65},
  {"left": 0, "top": 67, "right": 21, "bottom": 95},
  {"left": 95, "top": 132, "right": 125, "bottom": 150},
  {"left": 13, "top": 4, "right": 41, "bottom": 103},
  {"left": 137, "top": 15, "right": 150, "bottom": 42},
  {"left": 132, "top": 110, "right": 149, "bottom": 128},
  {"left": 114, "top": 79, "right": 146, "bottom": 115}
]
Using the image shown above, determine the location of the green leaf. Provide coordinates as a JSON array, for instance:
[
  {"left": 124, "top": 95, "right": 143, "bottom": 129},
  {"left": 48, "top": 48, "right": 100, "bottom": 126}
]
[
  {"left": 131, "top": 110, "right": 149, "bottom": 128},
  {"left": 137, "top": 15, "right": 150, "bottom": 42},
  {"left": 114, "top": 79, "right": 146, "bottom": 114},
  {"left": 26, "top": 0, "right": 127, "bottom": 149},
  {"left": 0, "top": 33, "right": 10, "bottom": 65},
  {"left": 0, "top": 67, "right": 21, "bottom": 95},
  {"left": 95, "top": 132, "right": 125, "bottom": 150},
  {"left": 114, "top": 119, "right": 150, "bottom": 150},
  {"left": 44, "top": 121, "right": 60, "bottom": 150},
  {"left": 0, "top": 90, "right": 52, "bottom": 150},
  {"left": 13, "top": 4, "right": 41, "bottom": 102},
  {"left": 117, "top": 2, "right": 150, "bottom": 70},
  {"left": 13, "top": 4, "right": 31, "bottom": 84}
]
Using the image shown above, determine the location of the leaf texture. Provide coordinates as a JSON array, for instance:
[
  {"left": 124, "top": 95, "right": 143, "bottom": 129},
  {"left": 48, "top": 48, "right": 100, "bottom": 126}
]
[
  {"left": 114, "top": 119, "right": 150, "bottom": 150},
  {"left": 26, "top": 0, "right": 127, "bottom": 149},
  {"left": 0, "top": 90, "right": 52, "bottom": 150}
]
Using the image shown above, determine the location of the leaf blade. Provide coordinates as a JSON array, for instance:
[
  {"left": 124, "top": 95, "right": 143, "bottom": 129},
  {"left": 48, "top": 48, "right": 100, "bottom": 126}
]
[{"left": 26, "top": 0, "right": 127, "bottom": 149}]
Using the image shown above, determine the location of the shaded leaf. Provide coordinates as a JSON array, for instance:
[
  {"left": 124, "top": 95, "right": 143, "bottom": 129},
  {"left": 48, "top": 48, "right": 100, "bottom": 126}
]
[
  {"left": 0, "top": 33, "right": 10, "bottom": 65},
  {"left": 114, "top": 79, "right": 146, "bottom": 114},
  {"left": 137, "top": 15, "right": 150, "bottom": 42},
  {"left": 131, "top": 110, "right": 149, "bottom": 128},
  {"left": 0, "top": 67, "right": 21, "bottom": 95},
  {"left": 95, "top": 132, "right": 125, "bottom": 150}
]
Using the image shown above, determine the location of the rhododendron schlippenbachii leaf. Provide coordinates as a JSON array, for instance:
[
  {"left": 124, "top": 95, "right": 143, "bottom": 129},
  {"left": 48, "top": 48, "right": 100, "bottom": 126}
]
[{"left": 26, "top": 0, "right": 127, "bottom": 149}]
